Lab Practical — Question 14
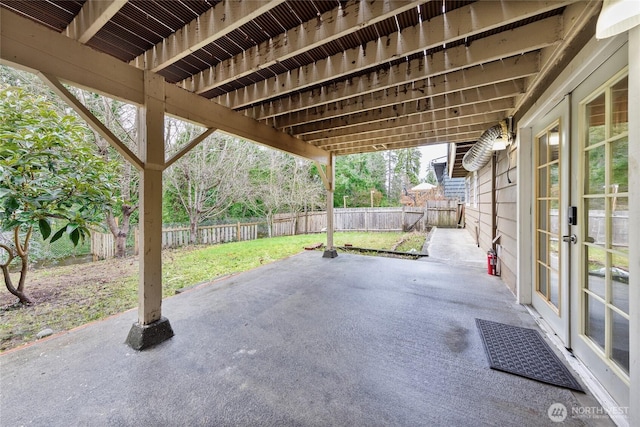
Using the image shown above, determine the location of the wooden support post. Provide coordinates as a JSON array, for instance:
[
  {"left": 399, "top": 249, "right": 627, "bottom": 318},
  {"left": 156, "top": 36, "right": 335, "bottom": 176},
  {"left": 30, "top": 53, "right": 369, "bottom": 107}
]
[
  {"left": 126, "top": 71, "right": 173, "bottom": 350},
  {"left": 323, "top": 154, "right": 338, "bottom": 258}
]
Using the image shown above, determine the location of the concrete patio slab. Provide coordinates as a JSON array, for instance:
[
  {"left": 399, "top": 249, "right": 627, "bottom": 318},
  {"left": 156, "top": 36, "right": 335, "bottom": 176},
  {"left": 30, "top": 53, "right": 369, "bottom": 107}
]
[
  {"left": 1, "top": 249, "right": 613, "bottom": 426},
  {"left": 423, "top": 227, "right": 487, "bottom": 269}
]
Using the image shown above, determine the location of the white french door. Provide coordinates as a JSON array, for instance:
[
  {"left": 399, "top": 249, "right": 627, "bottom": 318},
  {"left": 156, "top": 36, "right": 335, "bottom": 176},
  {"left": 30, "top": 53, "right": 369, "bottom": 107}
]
[
  {"left": 570, "top": 68, "right": 630, "bottom": 407},
  {"left": 531, "top": 97, "right": 571, "bottom": 346}
]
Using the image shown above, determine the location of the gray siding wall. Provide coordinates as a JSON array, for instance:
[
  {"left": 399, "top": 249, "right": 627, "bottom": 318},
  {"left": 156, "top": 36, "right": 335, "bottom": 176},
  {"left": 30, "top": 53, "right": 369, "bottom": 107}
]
[
  {"left": 463, "top": 150, "right": 517, "bottom": 294},
  {"left": 495, "top": 147, "right": 517, "bottom": 294},
  {"left": 464, "top": 159, "right": 493, "bottom": 251}
]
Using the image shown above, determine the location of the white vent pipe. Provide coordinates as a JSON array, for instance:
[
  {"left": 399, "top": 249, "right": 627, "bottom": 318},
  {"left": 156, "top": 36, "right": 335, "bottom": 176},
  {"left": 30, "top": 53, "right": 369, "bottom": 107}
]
[{"left": 462, "top": 122, "right": 507, "bottom": 172}]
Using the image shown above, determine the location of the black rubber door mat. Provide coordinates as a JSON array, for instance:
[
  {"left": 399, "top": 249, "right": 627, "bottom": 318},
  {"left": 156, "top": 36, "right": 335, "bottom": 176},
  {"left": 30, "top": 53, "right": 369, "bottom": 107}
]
[{"left": 475, "top": 318, "right": 584, "bottom": 392}]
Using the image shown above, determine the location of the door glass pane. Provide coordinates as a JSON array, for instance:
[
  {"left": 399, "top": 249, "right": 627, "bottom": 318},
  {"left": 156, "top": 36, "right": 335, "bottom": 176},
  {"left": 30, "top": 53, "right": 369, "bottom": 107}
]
[
  {"left": 550, "top": 200, "right": 559, "bottom": 234},
  {"left": 586, "top": 93, "right": 606, "bottom": 145},
  {"left": 612, "top": 271, "right": 629, "bottom": 314},
  {"left": 611, "top": 76, "right": 628, "bottom": 136},
  {"left": 585, "top": 294, "right": 606, "bottom": 350},
  {"left": 538, "top": 262, "right": 548, "bottom": 296},
  {"left": 586, "top": 246, "right": 607, "bottom": 299},
  {"left": 586, "top": 146, "right": 606, "bottom": 194},
  {"left": 611, "top": 310, "right": 629, "bottom": 374},
  {"left": 585, "top": 198, "right": 605, "bottom": 247},
  {"left": 550, "top": 164, "right": 559, "bottom": 197},
  {"left": 611, "top": 197, "right": 628, "bottom": 249},
  {"left": 549, "top": 265, "right": 559, "bottom": 307},
  {"left": 538, "top": 134, "right": 548, "bottom": 164},
  {"left": 538, "top": 231, "right": 548, "bottom": 264},
  {"left": 549, "top": 126, "right": 560, "bottom": 161},
  {"left": 538, "top": 168, "right": 547, "bottom": 197},
  {"left": 611, "top": 137, "right": 628, "bottom": 192},
  {"left": 537, "top": 200, "right": 547, "bottom": 230}
]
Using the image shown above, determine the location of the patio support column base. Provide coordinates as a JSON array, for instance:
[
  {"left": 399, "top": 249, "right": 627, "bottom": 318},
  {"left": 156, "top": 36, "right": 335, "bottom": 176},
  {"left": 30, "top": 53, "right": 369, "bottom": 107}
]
[
  {"left": 323, "top": 248, "right": 338, "bottom": 258},
  {"left": 324, "top": 154, "right": 337, "bottom": 259},
  {"left": 125, "top": 317, "right": 174, "bottom": 351}
]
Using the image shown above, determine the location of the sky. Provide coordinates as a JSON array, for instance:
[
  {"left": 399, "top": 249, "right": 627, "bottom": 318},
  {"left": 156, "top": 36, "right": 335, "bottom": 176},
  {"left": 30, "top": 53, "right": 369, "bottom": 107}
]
[{"left": 418, "top": 143, "right": 448, "bottom": 179}]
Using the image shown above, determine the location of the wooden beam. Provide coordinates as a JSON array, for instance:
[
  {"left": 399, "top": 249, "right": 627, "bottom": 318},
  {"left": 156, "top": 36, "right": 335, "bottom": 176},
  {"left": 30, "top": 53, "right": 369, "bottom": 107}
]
[
  {"left": 0, "top": 9, "right": 329, "bottom": 165},
  {"left": 164, "top": 84, "right": 330, "bottom": 165},
  {"left": 333, "top": 133, "right": 481, "bottom": 155},
  {"left": 325, "top": 124, "right": 490, "bottom": 152},
  {"left": 314, "top": 161, "right": 330, "bottom": 192},
  {"left": 310, "top": 112, "right": 506, "bottom": 147},
  {"left": 164, "top": 128, "right": 217, "bottom": 170},
  {"left": 184, "top": 0, "right": 428, "bottom": 94},
  {"left": 131, "top": 0, "right": 287, "bottom": 72},
  {"left": 302, "top": 99, "right": 515, "bottom": 140},
  {"left": 38, "top": 73, "right": 144, "bottom": 171},
  {"left": 217, "top": 7, "right": 564, "bottom": 109},
  {"left": 65, "top": 0, "right": 126, "bottom": 43},
  {"left": 255, "top": 52, "right": 540, "bottom": 123},
  {"left": 271, "top": 63, "right": 535, "bottom": 129},
  {"left": 1, "top": 9, "right": 144, "bottom": 104},
  {"left": 289, "top": 80, "right": 524, "bottom": 136},
  {"left": 318, "top": 123, "right": 494, "bottom": 151}
]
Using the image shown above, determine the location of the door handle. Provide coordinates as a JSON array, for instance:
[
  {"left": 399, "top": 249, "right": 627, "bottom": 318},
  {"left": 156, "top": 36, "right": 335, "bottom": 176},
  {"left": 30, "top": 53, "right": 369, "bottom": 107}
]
[{"left": 562, "top": 234, "right": 577, "bottom": 244}]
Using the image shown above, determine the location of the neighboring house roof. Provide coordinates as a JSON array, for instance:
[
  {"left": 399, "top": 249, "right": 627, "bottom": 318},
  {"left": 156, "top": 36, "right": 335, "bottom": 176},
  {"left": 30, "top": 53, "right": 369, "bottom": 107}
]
[{"left": 411, "top": 183, "right": 436, "bottom": 192}]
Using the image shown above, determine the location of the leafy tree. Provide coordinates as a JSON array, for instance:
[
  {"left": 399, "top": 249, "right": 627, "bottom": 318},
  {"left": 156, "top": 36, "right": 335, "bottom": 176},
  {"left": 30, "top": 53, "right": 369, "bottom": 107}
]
[
  {"left": 335, "top": 153, "right": 387, "bottom": 207},
  {"left": 395, "top": 148, "right": 422, "bottom": 187},
  {"left": 2, "top": 66, "right": 138, "bottom": 258},
  {"left": 0, "top": 87, "right": 116, "bottom": 304}
]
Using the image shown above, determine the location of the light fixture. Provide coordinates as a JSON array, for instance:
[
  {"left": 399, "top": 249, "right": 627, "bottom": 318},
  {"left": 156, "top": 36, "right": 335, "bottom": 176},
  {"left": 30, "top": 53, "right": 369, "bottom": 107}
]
[
  {"left": 596, "top": 0, "right": 640, "bottom": 39},
  {"left": 492, "top": 137, "right": 507, "bottom": 151},
  {"left": 492, "top": 121, "right": 509, "bottom": 151}
]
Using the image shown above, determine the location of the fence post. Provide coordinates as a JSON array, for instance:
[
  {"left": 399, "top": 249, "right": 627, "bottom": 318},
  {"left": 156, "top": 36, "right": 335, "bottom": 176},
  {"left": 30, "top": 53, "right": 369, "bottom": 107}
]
[{"left": 236, "top": 221, "right": 241, "bottom": 241}]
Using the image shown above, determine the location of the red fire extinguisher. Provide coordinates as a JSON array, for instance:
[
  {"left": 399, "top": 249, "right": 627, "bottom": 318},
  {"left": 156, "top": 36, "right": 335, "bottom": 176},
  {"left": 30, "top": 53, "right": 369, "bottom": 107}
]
[{"left": 487, "top": 249, "right": 497, "bottom": 275}]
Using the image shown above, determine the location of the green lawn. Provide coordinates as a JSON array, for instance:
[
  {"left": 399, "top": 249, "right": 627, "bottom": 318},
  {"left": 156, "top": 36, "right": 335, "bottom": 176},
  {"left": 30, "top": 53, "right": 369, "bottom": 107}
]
[{"left": 1, "top": 231, "right": 423, "bottom": 351}]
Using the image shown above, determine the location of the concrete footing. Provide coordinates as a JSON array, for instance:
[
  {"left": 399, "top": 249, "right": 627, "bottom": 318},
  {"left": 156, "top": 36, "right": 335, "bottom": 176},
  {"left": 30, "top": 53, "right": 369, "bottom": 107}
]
[
  {"left": 322, "top": 248, "right": 338, "bottom": 258},
  {"left": 125, "top": 317, "right": 174, "bottom": 350}
]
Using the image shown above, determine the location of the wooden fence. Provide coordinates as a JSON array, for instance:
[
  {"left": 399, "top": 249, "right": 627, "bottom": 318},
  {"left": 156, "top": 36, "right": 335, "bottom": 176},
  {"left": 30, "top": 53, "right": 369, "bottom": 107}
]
[
  {"left": 90, "top": 230, "right": 115, "bottom": 260},
  {"left": 425, "top": 200, "right": 462, "bottom": 228},
  {"left": 91, "top": 222, "right": 258, "bottom": 260},
  {"left": 91, "top": 202, "right": 461, "bottom": 258},
  {"left": 161, "top": 222, "right": 258, "bottom": 249},
  {"left": 271, "top": 201, "right": 460, "bottom": 237}
]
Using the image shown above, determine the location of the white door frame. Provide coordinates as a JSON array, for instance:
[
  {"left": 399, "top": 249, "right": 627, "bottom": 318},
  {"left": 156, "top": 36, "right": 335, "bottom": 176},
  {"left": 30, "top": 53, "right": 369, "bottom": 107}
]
[{"left": 527, "top": 98, "right": 571, "bottom": 345}]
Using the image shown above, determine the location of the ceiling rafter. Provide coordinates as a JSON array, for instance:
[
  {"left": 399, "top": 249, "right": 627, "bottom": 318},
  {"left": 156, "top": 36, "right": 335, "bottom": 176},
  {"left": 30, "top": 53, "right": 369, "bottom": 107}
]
[
  {"left": 301, "top": 99, "right": 515, "bottom": 141},
  {"left": 270, "top": 54, "right": 538, "bottom": 129},
  {"left": 319, "top": 122, "right": 492, "bottom": 151},
  {"left": 181, "top": 0, "right": 429, "bottom": 95},
  {"left": 130, "top": 0, "right": 287, "bottom": 72},
  {"left": 311, "top": 112, "right": 507, "bottom": 147},
  {"left": 65, "top": 0, "right": 126, "bottom": 44},
  {"left": 333, "top": 132, "right": 484, "bottom": 155},
  {"left": 216, "top": 2, "right": 567, "bottom": 109},
  {"left": 289, "top": 80, "right": 524, "bottom": 136}
]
